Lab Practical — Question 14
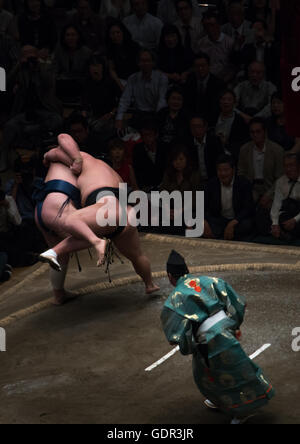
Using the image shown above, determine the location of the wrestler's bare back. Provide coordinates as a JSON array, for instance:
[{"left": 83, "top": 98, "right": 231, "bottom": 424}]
[{"left": 77, "top": 152, "right": 123, "bottom": 206}]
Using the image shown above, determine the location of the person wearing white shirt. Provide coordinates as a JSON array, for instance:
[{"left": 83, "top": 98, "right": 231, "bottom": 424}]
[
  {"left": 123, "top": 0, "right": 163, "bottom": 50},
  {"left": 174, "top": 0, "right": 204, "bottom": 58},
  {"left": 271, "top": 153, "right": 300, "bottom": 240},
  {"left": 0, "top": 192, "right": 22, "bottom": 234}
]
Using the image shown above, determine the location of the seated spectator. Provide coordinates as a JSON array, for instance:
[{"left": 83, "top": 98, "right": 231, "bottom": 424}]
[
  {"left": 81, "top": 55, "right": 118, "bottom": 138},
  {"left": 106, "top": 20, "right": 140, "bottom": 93},
  {"left": 0, "top": 0, "right": 15, "bottom": 37},
  {"left": 157, "top": 87, "right": 189, "bottom": 151},
  {"left": 17, "top": 0, "right": 57, "bottom": 55},
  {"left": 54, "top": 24, "right": 92, "bottom": 103},
  {"left": 215, "top": 89, "right": 250, "bottom": 163},
  {"left": 238, "top": 117, "right": 284, "bottom": 235},
  {"left": 123, "top": 0, "right": 163, "bottom": 50},
  {"left": 100, "top": 0, "right": 131, "bottom": 21},
  {"left": 240, "top": 19, "right": 281, "bottom": 87},
  {"left": 115, "top": 49, "right": 168, "bottom": 129},
  {"left": 222, "top": 1, "right": 255, "bottom": 47},
  {"left": 204, "top": 154, "right": 255, "bottom": 240},
  {"left": 69, "top": 0, "right": 105, "bottom": 52},
  {"left": 187, "top": 115, "right": 224, "bottom": 189},
  {"left": 65, "top": 113, "right": 105, "bottom": 158},
  {"left": 157, "top": 24, "right": 191, "bottom": 85},
  {"left": 246, "top": 0, "right": 278, "bottom": 39},
  {"left": 0, "top": 252, "right": 12, "bottom": 283},
  {"left": 157, "top": 0, "right": 203, "bottom": 25},
  {"left": 0, "top": 189, "right": 37, "bottom": 266},
  {"left": 0, "top": 32, "right": 19, "bottom": 121},
  {"left": 174, "top": 0, "right": 205, "bottom": 66},
  {"left": 0, "top": 46, "right": 63, "bottom": 172},
  {"left": 183, "top": 52, "right": 225, "bottom": 126},
  {"left": 271, "top": 152, "right": 300, "bottom": 241},
  {"left": 160, "top": 145, "right": 201, "bottom": 223},
  {"left": 132, "top": 119, "right": 166, "bottom": 191},
  {"left": 199, "top": 11, "right": 237, "bottom": 83},
  {"left": 108, "top": 138, "right": 139, "bottom": 190},
  {"left": 6, "top": 150, "right": 37, "bottom": 223},
  {"left": 234, "top": 61, "right": 277, "bottom": 123},
  {"left": 266, "top": 92, "right": 297, "bottom": 152}
]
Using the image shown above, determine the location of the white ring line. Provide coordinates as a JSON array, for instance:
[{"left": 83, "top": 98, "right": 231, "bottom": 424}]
[{"left": 145, "top": 343, "right": 271, "bottom": 372}]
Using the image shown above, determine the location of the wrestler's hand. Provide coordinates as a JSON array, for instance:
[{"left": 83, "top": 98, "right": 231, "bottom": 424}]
[
  {"left": 235, "top": 330, "right": 242, "bottom": 341},
  {"left": 70, "top": 158, "right": 83, "bottom": 176}
]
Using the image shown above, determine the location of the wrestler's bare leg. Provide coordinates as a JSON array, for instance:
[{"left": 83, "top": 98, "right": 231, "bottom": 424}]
[{"left": 113, "top": 224, "right": 160, "bottom": 295}]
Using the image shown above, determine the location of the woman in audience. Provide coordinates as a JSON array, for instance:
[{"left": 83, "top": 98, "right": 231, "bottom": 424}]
[
  {"left": 17, "top": 0, "right": 57, "bottom": 55},
  {"left": 160, "top": 145, "right": 200, "bottom": 220},
  {"left": 53, "top": 24, "right": 92, "bottom": 102},
  {"left": 158, "top": 87, "right": 189, "bottom": 151},
  {"left": 157, "top": 24, "right": 191, "bottom": 85},
  {"left": 108, "top": 138, "right": 139, "bottom": 190},
  {"left": 106, "top": 20, "right": 140, "bottom": 93},
  {"left": 267, "top": 92, "right": 298, "bottom": 151}
]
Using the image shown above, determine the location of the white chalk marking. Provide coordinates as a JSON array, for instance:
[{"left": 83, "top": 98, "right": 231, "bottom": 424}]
[
  {"left": 145, "top": 346, "right": 180, "bottom": 372},
  {"left": 145, "top": 343, "right": 271, "bottom": 372},
  {"left": 249, "top": 343, "right": 271, "bottom": 360}
]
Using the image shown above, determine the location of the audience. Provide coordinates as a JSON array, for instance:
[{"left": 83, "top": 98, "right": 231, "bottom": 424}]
[
  {"left": 108, "top": 137, "right": 138, "bottom": 190},
  {"left": 106, "top": 19, "right": 140, "bottom": 94},
  {"left": 123, "top": 0, "right": 163, "bottom": 50},
  {"left": 0, "top": 0, "right": 297, "bottom": 280},
  {"left": 204, "top": 154, "right": 255, "bottom": 240},
  {"left": 234, "top": 60, "right": 277, "bottom": 123},
  {"left": 215, "top": 89, "right": 250, "bottom": 163},
  {"left": 183, "top": 52, "right": 225, "bottom": 126},
  {"left": 115, "top": 49, "right": 168, "bottom": 129},
  {"left": 188, "top": 115, "right": 224, "bottom": 189},
  {"left": 271, "top": 152, "right": 300, "bottom": 241}
]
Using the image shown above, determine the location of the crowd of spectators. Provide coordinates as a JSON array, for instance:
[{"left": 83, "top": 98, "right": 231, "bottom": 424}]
[{"left": 0, "top": 0, "right": 300, "bottom": 282}]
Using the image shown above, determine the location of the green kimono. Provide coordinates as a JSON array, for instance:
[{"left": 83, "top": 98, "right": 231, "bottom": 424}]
[{"left": 161, "top": 274, "right": 275, "bottom": 417}]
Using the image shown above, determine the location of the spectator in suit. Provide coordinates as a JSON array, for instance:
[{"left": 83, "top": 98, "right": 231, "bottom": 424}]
[
  {"left": 266, "top": 92, "right": 297, "bottom": 152},
  {"left": 204, "top": 154, "right": 255, "bottom": 240},
  {"left": 157, "top": 87, "right": 189, "bottom": 151},
  {"left": 215, "top": 89, "right": 250, "bottom": 164},
  {"left": 132, "top": 119, "right": 166, "bottom": 191},
  {"left": 188, "top": 115, "right": 224, "bottom": 189},
  {"left": 157, "top": 0, "right": 203, "bottom": 25},
  {"left": 271, "top": 152, "right": 300, "bottom": 240},
  {"left": 123, "top": 0, "right": 163, "bottom": 50},
  {"left": 174, "top": 0, "right": 204, "bottom": 65},
  {"left": 240, "top": 20, "right": 281, "bottom": 87},
  {"left": 184, "top": 52, "right": 225, "bottom": 126},
  {"left": 238, "top": 117, "right": 284, "bottom": 235}
]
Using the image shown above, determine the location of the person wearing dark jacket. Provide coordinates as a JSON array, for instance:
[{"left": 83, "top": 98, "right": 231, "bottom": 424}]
[
  {"left": 132, "top": 119, "right": 166, "bottom": 191},
  {"left": 204, "top": 155, "right": 255, "bottom": 240},
  {"left": 184, "top": 52, "right": 225, "bottom": 126},
  {"left": 187, "top": 115, "right": 224, "bottom": 188},
  {"left": 215, "top": 89, "right": 250, "bottom": 164}
]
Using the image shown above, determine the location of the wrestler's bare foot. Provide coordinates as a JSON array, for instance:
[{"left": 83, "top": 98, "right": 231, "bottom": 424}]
[
  {"left": 52, "top": 290, "right": 78, "bottom": 306},
  {"left": 146, "top": 284, "right": 160, "bottom": 295},
  {"left": 95, "top": 239, "right": 107, "bottom": 267}
]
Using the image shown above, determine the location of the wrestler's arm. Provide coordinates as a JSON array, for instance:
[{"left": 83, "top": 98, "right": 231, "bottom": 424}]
[
  {"left": 44, "top": 147, "right": 73, "bottom": 168},
  {"left": 57, "top": 134, "right": 83, "bottom": 175}
]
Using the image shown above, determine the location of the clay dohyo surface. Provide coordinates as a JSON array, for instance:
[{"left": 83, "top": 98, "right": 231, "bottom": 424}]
[{"left": 0, "top": 269, "right": 299, "bottom": 424}]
